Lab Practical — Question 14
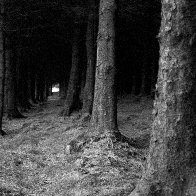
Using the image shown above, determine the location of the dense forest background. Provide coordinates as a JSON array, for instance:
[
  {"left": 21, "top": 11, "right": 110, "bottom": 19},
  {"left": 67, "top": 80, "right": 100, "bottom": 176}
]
[
  {"left": 0, "top": 0, "right": 196, "bottom": 196},
  {"left": 0, "top": 0, "right": 160, "bottom": 121}
]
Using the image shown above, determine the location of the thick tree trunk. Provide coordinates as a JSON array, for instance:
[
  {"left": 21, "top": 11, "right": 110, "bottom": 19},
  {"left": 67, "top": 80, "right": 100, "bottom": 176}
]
[
  {"left": 6, "top": 46, "right": 15, "bottom": 116},
  {"left": 90, "top": 0, "right": 118, "bottom": 136},
  {"left": 7, "top": 42, "right": 24, "bottom": 118},
  {"left": 62, "top": 26, "right": 81, "bottom": 116},
  {"left": 129, "top": 0, "right": 196, "bottom": 195},
  {"left": 82, "top": 1, "right": 97, "bottom": 115},
  {"left": 0, "top": 4, "right": 6, "bottom": 135},
  {"left": 150, "top": 41, "right": 159, "bottom": 98}
]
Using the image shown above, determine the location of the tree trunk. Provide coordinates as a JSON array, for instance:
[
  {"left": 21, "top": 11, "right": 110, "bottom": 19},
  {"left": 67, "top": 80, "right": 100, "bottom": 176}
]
[
  {"left": 4, "top": 45, "right": 9, "bottom": 113},
  {"left": 26, "top": 55, "right": 34, "bottom": 105},
  {"left": 7, "top": 40, "right": 24, "bottom": 118},
  {"left": 0, "top": 2, "right": 6, "bottom": 135},
  {"left": 129, "top": 0, "right": 196, "bottom": 195},
  {"left": 30, "top": 70, "right": 36, "bottom": 103},
  {"left": 90, "top": 0, "right": 118, "bottom": 136},
  {"left": 150, "top": 41, "right": 159, "bottom": 98},
  {"left": 59, "top": 79, "right": 66, "bottom": 99},
  {"left": 62, "top": 26, "right": 81, "bottom": 116},
  {"left": 79, "top": 63, "right": 86, "bottom": 104},
  {"left": 82, "top": 0, "right": 97, "bottom": 116},
  {"left": 39, "top": 72, "right": 46, "bottom": 102}
]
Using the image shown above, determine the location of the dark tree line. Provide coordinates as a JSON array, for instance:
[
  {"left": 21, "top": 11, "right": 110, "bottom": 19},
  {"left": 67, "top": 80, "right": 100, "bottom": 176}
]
[
  {"left": 0, "top": 0, "right": 160, "bottom": 132},
  {"left": 0, "top": 0, "right": 196, "bottom": 195}
]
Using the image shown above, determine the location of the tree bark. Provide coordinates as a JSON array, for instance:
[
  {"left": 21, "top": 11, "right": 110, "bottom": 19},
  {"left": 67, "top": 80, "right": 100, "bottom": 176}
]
[
  {"left": 82, "top": 0, "right": 97, "bottom": 116},
  {"left": 0, "top": 1, "right": 6, "bottom": 135},
  {"left": 62, "top": 26, "right": 81, "bottom": 116},
  {"left": 150, "top": 41, "right": 159, "bottom": 98},
  {"left": 3, "top": 51, "right": 8, "bottom": 112},
  {"left": 90, "top": 0, "right": 118, "bottom": 136},
  {"left": 129, "top": 0, "right": 196, "bottom": 195},
  {"left": 6, "top": 40, "right": 24, "bottom": 118}
]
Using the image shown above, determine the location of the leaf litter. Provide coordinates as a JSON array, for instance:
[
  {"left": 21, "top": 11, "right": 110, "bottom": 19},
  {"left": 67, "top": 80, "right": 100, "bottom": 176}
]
[{"left": 0, "top": 95, "right": 153, "bottom": 196}]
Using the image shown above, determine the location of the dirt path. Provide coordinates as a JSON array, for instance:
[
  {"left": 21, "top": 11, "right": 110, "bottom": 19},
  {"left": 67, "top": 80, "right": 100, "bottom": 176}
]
[{"left": 0, "top": 96, "right": 152, "bottom": 196}]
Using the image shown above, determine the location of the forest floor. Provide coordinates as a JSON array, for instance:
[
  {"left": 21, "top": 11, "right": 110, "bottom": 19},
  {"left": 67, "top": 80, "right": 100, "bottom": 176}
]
[{"left": 0, "top": 95, "right": 158, "bottom": 195}]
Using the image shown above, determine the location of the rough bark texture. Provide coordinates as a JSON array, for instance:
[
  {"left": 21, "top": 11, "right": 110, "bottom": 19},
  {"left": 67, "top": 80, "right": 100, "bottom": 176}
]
[
  {"left": 63, "top": 26, "right": 81, "bottom": 116},
  {"left": 150, "top": 41, "right": 159, "bottom": 98},
  {"left": 90, "top": 0, "right": 118, "bottom": 135},
  {"left": 129, "top": 0, "right": 196, "bottom": 196},
  {"left": 0, "top": 1, "right": 6, "bottom": 135},
  {"left": 82, "top": 0, "right": 97, "bottom": 115}
]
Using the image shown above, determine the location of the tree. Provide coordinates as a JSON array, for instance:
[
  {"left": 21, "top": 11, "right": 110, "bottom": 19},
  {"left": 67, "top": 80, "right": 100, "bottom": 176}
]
[
  {"left": 6, "top": 39, "right": 25, "bottom": 117},
  {"left": 90, "top": 0, "right": 118, "bottom": 136},
  {"left": 81, "top": 0, "right": 97, "bottom": 116},
  {"left": 0, "top": 0, "right": 6, "bottom": 135},
  {"left": 129, "top": 0, "right": 196, "bottom": 195},
  {"left": 62, "top": 25, "right": 81, "bottom": 116}
]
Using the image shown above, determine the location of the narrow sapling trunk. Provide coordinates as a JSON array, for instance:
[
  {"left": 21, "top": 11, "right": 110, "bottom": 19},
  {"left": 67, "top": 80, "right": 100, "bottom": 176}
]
[
  {"left": 30, "top": 71, "right": 37, "bottom": 103},
  {"left": 90, "top": 0, "right": 118, "bottom": 137},
  {"left": 27, "top": 58, "right": 34, "bottom": 106},
  {"left": 129, "top": 0, "right": 196, "bottom": 195}
]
